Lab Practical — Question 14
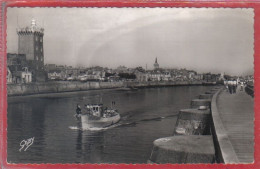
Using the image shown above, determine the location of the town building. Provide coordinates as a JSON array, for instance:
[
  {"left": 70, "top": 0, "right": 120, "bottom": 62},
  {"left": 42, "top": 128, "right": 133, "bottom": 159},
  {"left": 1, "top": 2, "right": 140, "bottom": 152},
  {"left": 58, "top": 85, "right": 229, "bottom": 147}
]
[
  {"left": 116, "top": 66, "right": 128, "bottom": 73},
  {"left": 147, "top": 70, "right": 163, "bottom": 81},
  {"left": 9, "top": 66, "right": 32, "bottom": 84},
  {"left": 17, "top": 18, "right": 46, "bottom": 82},
  {"left": 162, "top": 71, "right": 171, "bottom": 81},
  {"left": 20, "top": 67, "right": 32, "bottom": 83},
  {"left": 135, "top": 71, "right": 147, "bottom": 82},
  {"left": 7, "top": 53, "right": 27, "bottom": 67},
  {"left": 7, "top": 67, "right": 12, "bottom": 84},
  {"left": 134, "top": 67, "right": 147, "bottom": 82},
  {"left": 48, "top": 69, "right": 66, "bottom": 80},
  {"left": 7, "top": 53, "right": 32, "bottom": 84},
  {"left": 45, "top": 64, "right": 57, "bottom": 72},
  {"left": 203, "top": 73, "right": 219, "bottom": 82}
]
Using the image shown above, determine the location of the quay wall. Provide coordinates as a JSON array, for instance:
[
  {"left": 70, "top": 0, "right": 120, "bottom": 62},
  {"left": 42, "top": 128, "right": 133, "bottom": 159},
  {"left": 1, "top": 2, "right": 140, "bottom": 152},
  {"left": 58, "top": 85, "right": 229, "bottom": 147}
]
[
  {"left": 149, "top": 86, "right": 225, "bottom": 164},
  {"left": 7, "top": 81, "right": 124, "bottom": 96},
  {"left": 125, "top": 80, "right": 202, "bottom": 88},
  {"left": 7, "top": 81, "right": 203, "bottom": 96}
]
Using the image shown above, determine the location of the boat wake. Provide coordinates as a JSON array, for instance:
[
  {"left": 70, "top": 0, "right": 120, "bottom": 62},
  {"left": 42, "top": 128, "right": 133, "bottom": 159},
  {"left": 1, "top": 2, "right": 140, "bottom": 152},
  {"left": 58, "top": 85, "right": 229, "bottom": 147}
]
[
  {"left": 69, "top": 126, "right": 80, "bottom": 130},
  {"left": 83, "top": 123, "right": 122, "bottom": 131},
  {"left": 69, "top": 123, "right": 121, "bottom": 131},
  {"left": 133, "top": 114, "right": 178, "bottom": 123},
  {"left": 119, "top": 114, "right": 178, "bottom": 127}
]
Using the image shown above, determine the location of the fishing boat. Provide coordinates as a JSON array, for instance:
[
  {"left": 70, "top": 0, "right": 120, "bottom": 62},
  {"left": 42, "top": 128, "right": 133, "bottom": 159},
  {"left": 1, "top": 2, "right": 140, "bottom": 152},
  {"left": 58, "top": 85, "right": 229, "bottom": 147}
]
[{"left": 75, "top": 103, "right": 120, "bottom": 129}]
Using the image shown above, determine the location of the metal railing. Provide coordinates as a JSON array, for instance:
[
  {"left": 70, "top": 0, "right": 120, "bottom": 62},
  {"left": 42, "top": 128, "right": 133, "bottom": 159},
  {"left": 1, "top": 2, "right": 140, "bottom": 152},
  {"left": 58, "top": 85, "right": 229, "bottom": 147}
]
[{"left": 245, "top": 84, "right": 254, "bottom": 97}]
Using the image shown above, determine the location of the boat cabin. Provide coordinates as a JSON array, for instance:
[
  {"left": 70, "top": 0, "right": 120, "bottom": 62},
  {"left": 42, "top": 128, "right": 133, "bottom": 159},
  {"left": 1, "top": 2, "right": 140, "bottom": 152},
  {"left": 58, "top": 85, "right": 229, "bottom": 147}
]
[{"left": 85, "top": 104, "right": 104, "bottom": 117}]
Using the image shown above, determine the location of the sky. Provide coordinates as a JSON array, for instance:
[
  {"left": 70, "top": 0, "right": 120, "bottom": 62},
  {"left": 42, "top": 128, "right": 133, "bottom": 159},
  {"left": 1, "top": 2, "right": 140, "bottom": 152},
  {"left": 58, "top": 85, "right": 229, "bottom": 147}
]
[{"left": 7, "top": 7, "right": 254, "bottom": 75}]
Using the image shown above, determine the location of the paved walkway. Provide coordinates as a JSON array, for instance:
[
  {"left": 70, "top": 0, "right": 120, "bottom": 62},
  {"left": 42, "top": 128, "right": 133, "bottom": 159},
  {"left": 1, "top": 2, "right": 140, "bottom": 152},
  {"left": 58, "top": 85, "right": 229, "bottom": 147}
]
[{"left": 217, "top": 86, "right": 254, "bottom": 163}]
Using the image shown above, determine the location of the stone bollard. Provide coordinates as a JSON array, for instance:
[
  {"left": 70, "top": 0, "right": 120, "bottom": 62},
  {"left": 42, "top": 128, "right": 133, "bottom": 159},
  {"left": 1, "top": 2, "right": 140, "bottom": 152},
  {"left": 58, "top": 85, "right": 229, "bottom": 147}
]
[
  {"left": 174, "top": 108, "right": 211, "bottom": 135},
  {"left": 149, "top": 135, "right": 215, "bottom": 164},
  {"left": 199, "top": 94, "right": 213, "bottom": 99},
  {"left": 190, "top": 99, "right": 211, "bottom": 109}
]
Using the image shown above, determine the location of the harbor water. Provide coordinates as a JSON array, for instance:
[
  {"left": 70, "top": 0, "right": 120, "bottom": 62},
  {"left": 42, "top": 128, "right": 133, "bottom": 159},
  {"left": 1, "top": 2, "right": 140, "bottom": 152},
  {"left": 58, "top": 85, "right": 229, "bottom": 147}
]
[{"left": 7, "top": 86, "right": 212, "bottom": 163}]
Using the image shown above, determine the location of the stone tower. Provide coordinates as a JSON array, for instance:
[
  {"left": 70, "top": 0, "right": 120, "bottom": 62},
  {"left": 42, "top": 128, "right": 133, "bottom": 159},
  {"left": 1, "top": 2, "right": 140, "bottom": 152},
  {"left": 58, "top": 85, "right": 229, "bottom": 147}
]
[
  {"left": 154, "top": 57, "right": 159, "bottom": 70},
  {"left": 17, "top": 18, "right": 46, "bottom": 82}
]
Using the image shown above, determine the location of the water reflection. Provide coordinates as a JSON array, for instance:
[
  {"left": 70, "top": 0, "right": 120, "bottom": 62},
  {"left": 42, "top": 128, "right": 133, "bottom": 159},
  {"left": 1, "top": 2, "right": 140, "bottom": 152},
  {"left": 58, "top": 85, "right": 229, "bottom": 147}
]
[{"left": 76, "top": 130, "right": 105, "bottom": 163}]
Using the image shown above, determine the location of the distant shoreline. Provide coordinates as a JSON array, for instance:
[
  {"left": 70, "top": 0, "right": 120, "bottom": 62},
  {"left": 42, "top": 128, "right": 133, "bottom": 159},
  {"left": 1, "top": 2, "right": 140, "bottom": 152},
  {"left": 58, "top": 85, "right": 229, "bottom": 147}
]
[{"left": 7, "top": 80, "right": 213, "bottom": 97}]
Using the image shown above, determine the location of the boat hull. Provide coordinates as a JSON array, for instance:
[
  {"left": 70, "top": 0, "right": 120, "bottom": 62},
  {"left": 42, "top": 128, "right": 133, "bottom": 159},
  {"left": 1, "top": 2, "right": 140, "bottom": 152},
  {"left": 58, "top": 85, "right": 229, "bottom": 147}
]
[{"left": 80, "top": 113, "right": 120, "bottom": 129}]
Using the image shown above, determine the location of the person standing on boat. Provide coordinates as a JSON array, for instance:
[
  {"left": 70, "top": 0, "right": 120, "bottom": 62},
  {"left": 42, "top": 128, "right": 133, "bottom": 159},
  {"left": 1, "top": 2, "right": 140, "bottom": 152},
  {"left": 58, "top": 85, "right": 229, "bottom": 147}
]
[
  {"left": 111, "top": 101, "right": 116, "bottom": 109},
  {"left": 76, "top": 104, "right": 81, "bottom": 115}
]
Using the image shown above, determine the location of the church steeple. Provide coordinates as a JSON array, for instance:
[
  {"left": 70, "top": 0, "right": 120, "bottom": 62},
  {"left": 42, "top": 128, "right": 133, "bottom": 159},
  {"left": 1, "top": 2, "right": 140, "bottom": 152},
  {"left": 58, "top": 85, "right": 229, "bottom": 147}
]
[{"left": 154, "top": 57, "right": 159, "bottom": 70}]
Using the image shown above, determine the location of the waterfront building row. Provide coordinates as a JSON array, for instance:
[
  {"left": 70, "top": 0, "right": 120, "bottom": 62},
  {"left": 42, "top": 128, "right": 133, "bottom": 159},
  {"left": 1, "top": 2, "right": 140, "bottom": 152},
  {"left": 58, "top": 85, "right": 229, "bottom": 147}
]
[
  {"left": 43, "top": 64, "right": 222, "bottom": 83},
  {"left": 7, "top": 53, "right": 226, "bottom": 84},
  {"left": 7, "top": 52, "right": 226, "bottom": 84}
]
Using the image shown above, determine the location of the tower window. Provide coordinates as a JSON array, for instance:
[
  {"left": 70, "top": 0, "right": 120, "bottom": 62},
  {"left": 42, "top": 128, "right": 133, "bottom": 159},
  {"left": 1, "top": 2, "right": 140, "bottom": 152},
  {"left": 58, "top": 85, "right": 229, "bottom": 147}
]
[
  {"left": 36, "top": 46, "right": 38, "bottom": 51},
  {"left": 40, "top": 37, "right": 43, "bottom": 42},
  {"left": 41, "top": 48, "right": 43, "bottom": 52},
  {"left": 35, "top": 36, "right": 38, "bottom": 41},
  {"left": 36, "top": 56, "right": 38, "bottom": 60}
]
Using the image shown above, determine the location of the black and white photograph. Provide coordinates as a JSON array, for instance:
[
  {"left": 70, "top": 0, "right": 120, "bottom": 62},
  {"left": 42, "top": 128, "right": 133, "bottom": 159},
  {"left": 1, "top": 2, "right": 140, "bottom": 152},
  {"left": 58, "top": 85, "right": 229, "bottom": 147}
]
[{"left": 6, "top": 7, "right": 254, "bottom": 164}]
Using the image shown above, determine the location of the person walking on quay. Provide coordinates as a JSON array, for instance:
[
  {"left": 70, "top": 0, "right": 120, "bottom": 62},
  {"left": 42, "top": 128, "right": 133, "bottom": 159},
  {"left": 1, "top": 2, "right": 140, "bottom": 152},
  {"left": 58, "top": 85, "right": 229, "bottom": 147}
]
[
  {"left": 232, "top": 80, "right": 237, "bottom": 94},
  {"left": 224, "top": 80, "right": 229, "bottom": 92},
  {"left": 240, "top": 81, "right": 244, "bottom": 91}
]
